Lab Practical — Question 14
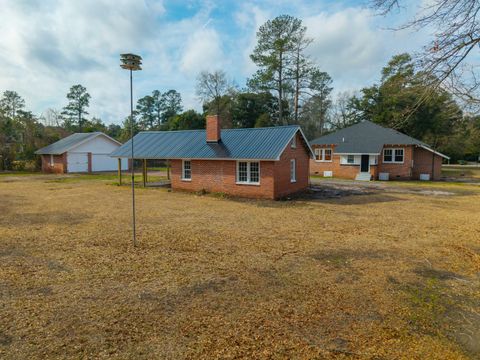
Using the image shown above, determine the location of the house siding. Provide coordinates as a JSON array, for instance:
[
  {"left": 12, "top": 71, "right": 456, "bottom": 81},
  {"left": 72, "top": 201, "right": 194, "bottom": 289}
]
[
  {"left": 41, "top": 153, "right": 67, "bottom": 174},
  {"left": 170, "top": 132, "right": 310, "bottom": 199}
]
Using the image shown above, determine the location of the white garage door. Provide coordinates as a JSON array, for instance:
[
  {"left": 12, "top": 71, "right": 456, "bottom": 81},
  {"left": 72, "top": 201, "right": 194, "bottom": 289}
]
[
  {"left": 92, "top": 154, "right": 119, "bottom": 172},
  {"left": 67, "top": 152, "right": 88, "bottom": 173}
]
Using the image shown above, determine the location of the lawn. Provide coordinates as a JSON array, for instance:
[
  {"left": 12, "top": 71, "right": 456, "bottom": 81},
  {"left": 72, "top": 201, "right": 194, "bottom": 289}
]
[
  {"left": 442, "top": 165, "right": 480, "bottom": 181},
  {"left": 1, "top": 174, "right": 479, "bottom": 359}
]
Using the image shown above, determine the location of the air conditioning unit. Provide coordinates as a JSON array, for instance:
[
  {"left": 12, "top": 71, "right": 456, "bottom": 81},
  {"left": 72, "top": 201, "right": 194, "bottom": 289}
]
[
  {"left": 379, "top": 172, "right": 389, "bottom": 181},
  {"left": 323, "top": 171, "right": 333, "bottom": 177},
  {"left": 419, "top": 174, "right": 430, "bottom": 181}
]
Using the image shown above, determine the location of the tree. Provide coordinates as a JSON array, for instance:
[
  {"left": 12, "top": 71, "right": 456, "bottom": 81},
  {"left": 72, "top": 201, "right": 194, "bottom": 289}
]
[
  {"left": 40, "top": 108, "right": 62, "bottom": 127},
  {"left": 289, "top": 27, "right": 312, "bottom": 123},
  {"left": 350, "top": 53, "right": 463, "bottom": 152},
  {"left": 136, "top": 95, "right": 156, "bottom": 130},
  {"left": 298, "top": 69, "right": 333, "bottom": 138},
  {"left": 160, "top": 90, "right": 183, "bottom": 124},
  {"left": 248, "top": 15, "right": 304, "bottom": 124},
  {"left": 329, "top": 92, "right": 359, "bottom": 130},
  {"left": 62, "top": 84, "right": 91, "bottom": 131},
  {"left": 372, "top": 0, "right": 480, "bottom": 108},
  {"left": 231, "top": 92, "right": 278, "bottom": 128},
  {"left": 196, "top": 70, "right": 235, "bottom": 115},
  {"left": 119, "top": 115, "right": 140, "bottom": 143},
  {"left": 166, "top": 110, "right": 205, "bottom": 131},
  {"left": 0, "top": 91, "right": 25, "bottom": 118}
]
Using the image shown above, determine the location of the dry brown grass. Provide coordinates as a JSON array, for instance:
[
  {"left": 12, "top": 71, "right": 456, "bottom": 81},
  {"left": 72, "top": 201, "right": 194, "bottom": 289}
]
[{"left": 1, "top": 174, "right": 480, "bottom": 359}]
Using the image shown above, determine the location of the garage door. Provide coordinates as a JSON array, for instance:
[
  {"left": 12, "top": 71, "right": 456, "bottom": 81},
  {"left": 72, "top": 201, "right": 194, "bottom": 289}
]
[
  {"left": 92, "top": 154, "right": 120, "bottom": 172},
  {"left": 67, "top": 152, "right": 88, "bottom": 173}
]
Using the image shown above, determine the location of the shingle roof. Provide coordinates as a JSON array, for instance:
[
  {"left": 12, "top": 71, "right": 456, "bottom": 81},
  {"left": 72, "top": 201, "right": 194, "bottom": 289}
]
[
  {"left": 310, "top": 120, "right": 429, "bottom": 154},
  {"left": 110, "top": 125, "right": 313, "bottom": 160},
  {"left": 35, "top": 132, "right": 119, "bottom": 155}
]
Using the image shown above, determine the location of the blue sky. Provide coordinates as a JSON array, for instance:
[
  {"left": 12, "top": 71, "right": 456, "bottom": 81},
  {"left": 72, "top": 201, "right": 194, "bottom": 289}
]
[{"left": 0, "top": 0, "right": 427, "bottom": 124}]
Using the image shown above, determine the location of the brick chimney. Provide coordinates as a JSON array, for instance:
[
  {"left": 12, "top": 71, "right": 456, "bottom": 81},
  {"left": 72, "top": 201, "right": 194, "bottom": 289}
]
[{"left": 206, "top": 115, "right": 221, "bottom": 142}]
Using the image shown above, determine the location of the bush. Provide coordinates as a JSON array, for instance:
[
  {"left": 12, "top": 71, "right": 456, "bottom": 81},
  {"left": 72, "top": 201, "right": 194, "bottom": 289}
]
[
  {"left": 11, "top": 160, "right": 37, "bottom": 172},
  {"left": 457, "top": 160, "right": 467, "bottom": 165}
]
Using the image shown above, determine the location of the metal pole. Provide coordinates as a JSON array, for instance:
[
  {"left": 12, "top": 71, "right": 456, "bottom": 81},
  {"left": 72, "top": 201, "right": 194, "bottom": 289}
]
[{"left": 130, "top": 69, "right": 137, "bottom": 247}]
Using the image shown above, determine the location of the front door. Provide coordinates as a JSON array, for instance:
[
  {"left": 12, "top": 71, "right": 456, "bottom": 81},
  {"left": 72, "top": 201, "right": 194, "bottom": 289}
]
[{"left": 360, "top": 155, "right": 369, "bottom": 172}]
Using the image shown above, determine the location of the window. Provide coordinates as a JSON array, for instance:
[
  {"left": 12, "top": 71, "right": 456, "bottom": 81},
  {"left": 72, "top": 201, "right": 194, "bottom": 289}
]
[
  {"left": 291, "top": 135, "right": 296, "bottom": 148},
  {"left": 383, "top": 149, "right": 393, "bottom": 162},
  {"left": 394, "top": 149, "right": 404, "bottom": 162},
  {"left": 324, "top": 149, "right": 332, "bottom": 161},
  {"left": 290, "top": 159, "right": 296, "bottom": 182},
  {"left": 182, "top": 160, "right": 191, "bottom": 180},
  {"left": 347, "top": 155, "right": 355, "bottom": 164},
  {"left": 383, "top": 148, "right": 404, "bottom": 163},
  {"left": 50, "top": 154, "right": 54, "bottom": 166},
  {"left": 314, "top": 148, "right": 333, "bottom": 162},
  {"left": 237, "top": 161, "right": 260, "bottom": 184}
]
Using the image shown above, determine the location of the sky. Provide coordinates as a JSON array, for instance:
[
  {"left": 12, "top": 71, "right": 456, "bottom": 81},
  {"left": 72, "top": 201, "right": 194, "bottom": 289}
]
[{"left": 0, "top": 0, "right": 429, "bottom": 125}]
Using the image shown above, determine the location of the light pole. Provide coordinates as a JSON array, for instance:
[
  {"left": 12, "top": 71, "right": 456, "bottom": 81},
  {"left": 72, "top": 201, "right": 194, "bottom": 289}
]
[{"left": 120, "top": 53, "right": 142, "bottom": 247}]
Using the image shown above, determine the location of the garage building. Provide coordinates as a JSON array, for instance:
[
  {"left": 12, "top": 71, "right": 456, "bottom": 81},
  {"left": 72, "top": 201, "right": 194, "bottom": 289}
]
[{"left": 36, "top": 132, "right": 128, "bottom": 173}]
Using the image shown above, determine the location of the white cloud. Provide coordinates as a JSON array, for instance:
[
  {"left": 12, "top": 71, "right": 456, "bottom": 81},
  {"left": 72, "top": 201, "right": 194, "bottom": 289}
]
[{"left": 180, "top": 27, "right": 225, "bottom": 74}]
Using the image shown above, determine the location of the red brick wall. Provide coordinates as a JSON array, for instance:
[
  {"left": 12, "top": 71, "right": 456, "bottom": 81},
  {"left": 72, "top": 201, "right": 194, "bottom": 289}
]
[
  {"left": 206, "top": 115, "right": 221, "bottom": 142},
  {"left": 170, "top": 132, "right": 310, "bottom": 199},
  {"left": 309, "top": 144, "right": 443, "bottom": 181},
  {"left": 171, "top": 159, "right": 276, "bottom": 199},
  {"left": 41, "top": 153, "right": 67, "bottom": 174},
  {"left": 412, "top": 147, "right": 443, "bottom": 180},
  {"left": 377, "top": 145, "right": 413, "bottom": 180},
  {"left": 310, "top": 154, "right": 359, "bottom": 179},
  {"left": 273, "top": 132, "right": 310, "bottom": 198}
]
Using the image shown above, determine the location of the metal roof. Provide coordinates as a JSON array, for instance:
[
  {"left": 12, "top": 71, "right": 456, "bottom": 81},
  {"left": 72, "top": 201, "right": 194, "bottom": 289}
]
[
  {"left": 110, "top": 125, "right": 313, "bottom": 160},
  {"left": 35, "top": 132, "right": 120, "bottom": 155},
  {"left": 311, "top": 120, "right": 430, "bottom": 154}
]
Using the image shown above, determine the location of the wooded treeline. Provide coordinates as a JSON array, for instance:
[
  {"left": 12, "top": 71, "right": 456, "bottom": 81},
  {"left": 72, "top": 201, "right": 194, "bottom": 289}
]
[{"left": 1, "top": 14, "right": 479, "bottom": 170}]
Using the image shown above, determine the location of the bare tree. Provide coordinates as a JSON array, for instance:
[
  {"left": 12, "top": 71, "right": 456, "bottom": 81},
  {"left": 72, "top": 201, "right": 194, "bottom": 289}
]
[
  {"left": 372, "top": 0, "right": 480, "bottom": 107},
  {"left": 196, "top": 70, "right": 235, "bottom": 115},
  {"left": 40, "top": 108, "right": 62, "bottom": 127},
  {"left": 328, "top": 91, "right": 358, "bottom": 130}
]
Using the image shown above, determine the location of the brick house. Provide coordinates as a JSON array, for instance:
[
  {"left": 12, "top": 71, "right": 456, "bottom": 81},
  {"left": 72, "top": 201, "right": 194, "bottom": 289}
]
[
  {"left": 310, "top": 120, "right": 449, "bottom": 181},
  {"left": 36, "top": 132, "right": 128, "bottom": 174},
  {"left": 111, "top": 115, "right": 313, "bottom": 199}
]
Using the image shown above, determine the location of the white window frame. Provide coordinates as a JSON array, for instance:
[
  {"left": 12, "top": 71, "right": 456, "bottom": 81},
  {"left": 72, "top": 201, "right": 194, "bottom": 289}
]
[
  {"left": 236, "top": 161, "right": 260, "bottom": 185},
  {"left": 383, "top": 148, "right": 404, "bottom": 164},
  {"left": 290, "top": 159, "right": 296, "bottom": 183},
  {"left": 347, "top": 155, "right": 355, "bottom": 164},
  {"left": 182, "top": 160, "right": 191, "bottom": 181},
  {"left": 314, "top": 148, "right": 333, "bottom": 162}
]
